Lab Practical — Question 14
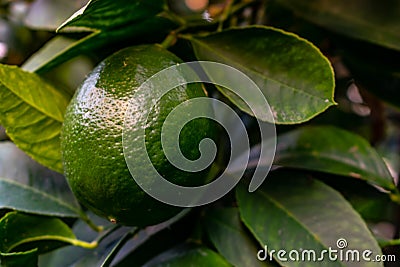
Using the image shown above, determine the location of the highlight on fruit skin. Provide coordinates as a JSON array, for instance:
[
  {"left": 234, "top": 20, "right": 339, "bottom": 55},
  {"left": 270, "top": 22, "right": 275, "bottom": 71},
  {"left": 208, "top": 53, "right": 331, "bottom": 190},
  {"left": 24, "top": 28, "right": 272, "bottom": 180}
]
[{"left": 61, "top": 44, "right": 216, "bottom": 227}]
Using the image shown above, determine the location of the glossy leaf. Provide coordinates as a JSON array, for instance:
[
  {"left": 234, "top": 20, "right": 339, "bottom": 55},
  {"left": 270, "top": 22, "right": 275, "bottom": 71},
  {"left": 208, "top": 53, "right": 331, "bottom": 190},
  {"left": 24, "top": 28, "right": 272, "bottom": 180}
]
[
  {"left": 0, "top": 212, "right": 77, "bottom": 253},
  {"left": 0, "top": 249, "right": 38, "bottom": 267},
  {"left": 0, "top": 178, "right": 80, "bottom": 217},
  {"left": 275, "top": 0, "right": 400, "bottom": 51},
  {"left": 22, "top": 36, "right": 76, "bottom": 73},
  {"left": 144, "top": 245, "right": 231, "bottom": 267},
  {"left": 237, "top": 171, "right": 383, "bottom": 267},
  {"left": 109, "top": 210, "right": 194, "bottom": 266},
  {"left": 99, "top": 228, "right": 141, "bottom": 267},
  {"left": 41, "top": 210, "right": 189, "bottom": 266},
  {"left": 323, "top": 178, "right": 396, "bottom": 223},
  {"left": 24, "top": 0, "right": 173, "bottom": 73},
  {"left": 0, "top": 65, "right": 68, "bottom": 121},
  {"left": 273, "top": 126, "right": 396, "bottom": 191},
  {"left": 205, "top": 208, "right": 276, "bottom": 267},
  {"left": 22, "top": 36, "right": 94, "bottom": 96},
  {"left": 188, "top": 26, "right": 336, "bottom": 124},
  {"left": 58, "top": 0, "right": 164, "bottom": 31},
  {"left": 21, "top": 0, "right": 174, "bottom": 73},
  {"left": 29, "top": 16, "right": 175, "bottom": 73},
  {"left": 0, "top": 64, "right": 70, "bottom": 172},
  {"left": 0, "top": 141, "right": 80, "bottom": 209}
]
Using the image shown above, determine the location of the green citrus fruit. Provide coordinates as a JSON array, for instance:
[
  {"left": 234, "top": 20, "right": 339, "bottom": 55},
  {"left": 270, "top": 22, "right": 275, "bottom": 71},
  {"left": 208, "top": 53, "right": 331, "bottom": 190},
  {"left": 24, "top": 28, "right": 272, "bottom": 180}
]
[{"left": 61, "top": 45, "right": 215, "bottom": 227}]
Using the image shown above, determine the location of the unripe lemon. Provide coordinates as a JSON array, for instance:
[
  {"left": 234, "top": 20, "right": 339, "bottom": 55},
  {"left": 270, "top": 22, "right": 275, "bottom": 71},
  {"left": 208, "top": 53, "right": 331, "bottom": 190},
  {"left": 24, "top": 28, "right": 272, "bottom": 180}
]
[{"left": 61, "top": 45, "right": 215, "bottom": 227}]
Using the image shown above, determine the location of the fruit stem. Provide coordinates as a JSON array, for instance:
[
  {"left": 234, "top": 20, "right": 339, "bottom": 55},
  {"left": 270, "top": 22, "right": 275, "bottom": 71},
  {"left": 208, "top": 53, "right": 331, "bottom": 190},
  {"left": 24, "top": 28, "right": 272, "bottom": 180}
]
[
  {"left": 79, "top": 211, "right": 104, "bottom": 232},
  {"left": 66, "top": 225, "right": 123, "bottom": 252},
  {"left": 70, "top": 239, "right": 99, "bottom": 249},
  {"left": 377, "top": 238, "right": 400, "bottom": 248},
  {"left": 160, "top": 31, "right": 178, "bottom": 49},
  {"left": 160, "top": 25, "right": 186, "bottom": 49}
]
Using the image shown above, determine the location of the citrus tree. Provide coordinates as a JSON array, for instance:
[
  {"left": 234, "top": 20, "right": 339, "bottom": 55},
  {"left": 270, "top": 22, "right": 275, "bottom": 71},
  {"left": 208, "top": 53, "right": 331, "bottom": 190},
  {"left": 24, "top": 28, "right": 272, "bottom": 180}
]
[{"left": 0, "top": 0, "right": 399, "bottom": 266}]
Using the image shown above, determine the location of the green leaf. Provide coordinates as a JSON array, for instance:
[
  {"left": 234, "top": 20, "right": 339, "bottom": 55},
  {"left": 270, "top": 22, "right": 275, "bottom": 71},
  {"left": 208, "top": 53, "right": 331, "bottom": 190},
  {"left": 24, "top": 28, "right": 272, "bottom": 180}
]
[
  {"left": 0, "top": 212, "right": 78, "bottom": 254},
  {"left": 273, "top": 126, "right": 396, "bottom": 191},
  {"left": 323, "top": 178, "right": 396, "bottom": 223},
  {"left": 41, "top": 210, "right": 191, "bottom": 266},
  {"left": 237, "top": 171, "right": 383, "bottom": 267},
  {"left": 109, "top": 210, "right": 193, "bottom": 266},
  {"left": 22, "top": 0, "right": 175, "bottom": 73},
  {"left": 144, "top": 244, "right": 232, "bottom": 267},
  {"left": 58, "top": 0, "right": 164, "bottom": 31},
  {"left": 0, "top": 64, "right": 70, "bottom": 172},
  {"left": 0, "top": 249, "right": 38, "bottom": 267},
  {"left": 21, "top": 36, "right": 77, "bottom": 73},
  {"left": 0, "top": 178, "right": 81, "bottom": 217},
  {"left": 24, "top": 0, "right": 174, "bottom": 73},
  {"left": 28, "top": 16, "right": 175, "bottom": 73},
  {"left": 99, "top": 228, "right": 140, "bottom": 267},
  {"left": 205, "top": 208, "right": 276, "bottom": 267},
  {"left": 21, "top": 36, "right": 94, "bottom": 96},
  {"left": 187, "top": 26, "right": 336, "bottom": 124},
  {"left": 275, "top": 0, "right": 400, "bottom": 51},
  {"left": 0, "top": 141, "right": 80, "bottom": 210},
  {"left": 0, "top": 65, "right": 68, "bottom": 122}
]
